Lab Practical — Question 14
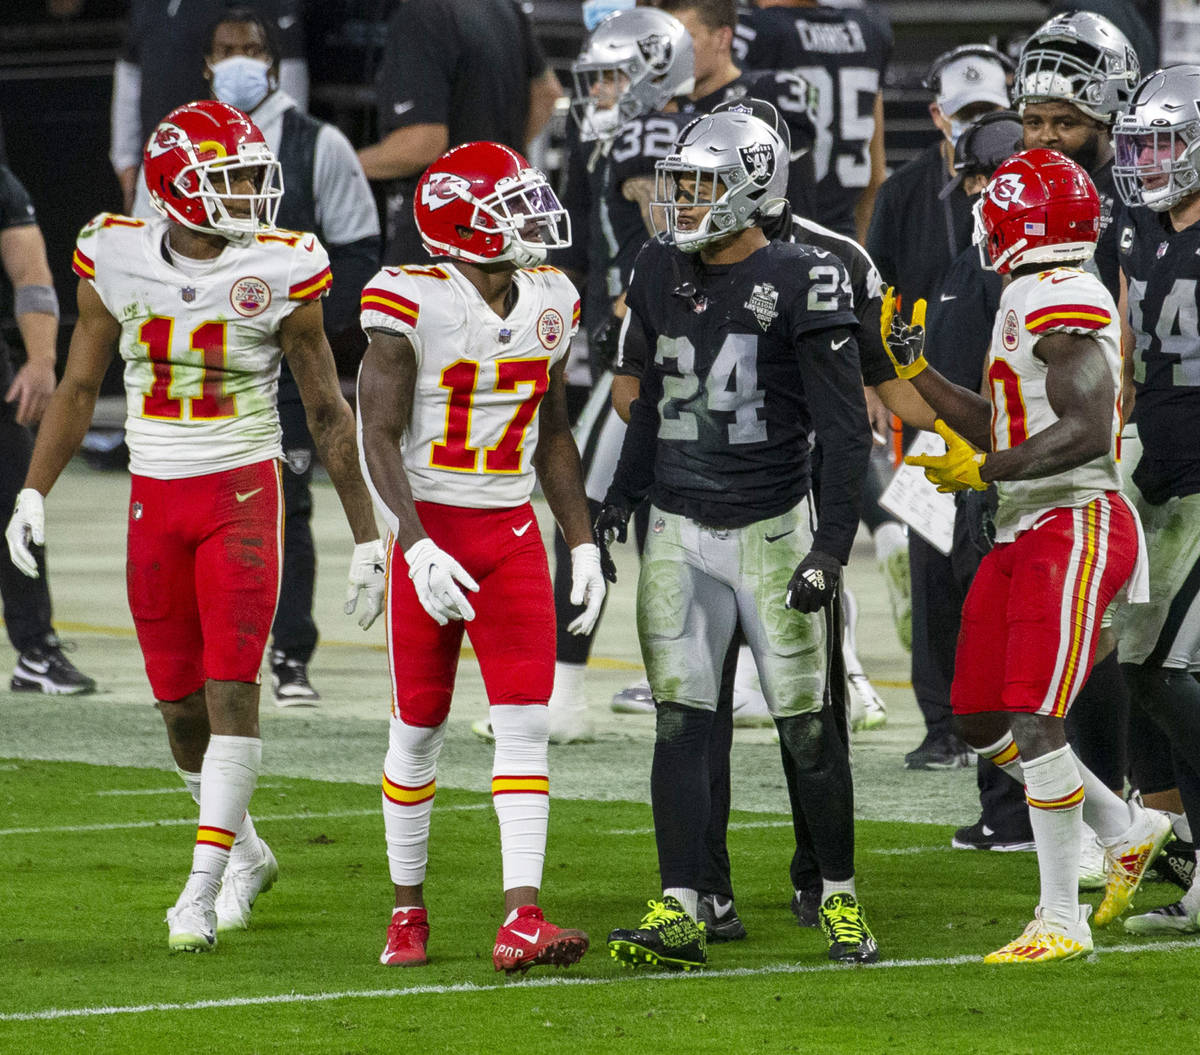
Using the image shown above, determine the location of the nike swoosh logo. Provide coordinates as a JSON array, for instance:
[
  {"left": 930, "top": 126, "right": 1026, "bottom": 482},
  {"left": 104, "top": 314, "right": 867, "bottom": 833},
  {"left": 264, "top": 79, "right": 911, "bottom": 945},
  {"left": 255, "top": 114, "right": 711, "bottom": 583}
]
[
  {"left": 765, "top": 529, "right": 794, "bottom": 543},
  {"left": 510, "top": 927, "right": 541, "bottom": 943},
  {"left": 235, "top": 488, "right": 264, "bottom": 503},
  {"left": 303, "top": 237, "right": 315, "bottom": 253},
  {"left": 831, "top": 336, "right": 851, "bottom": 350},
  {"left": 940, "top": 293, "right": 957, "bottom": 302},
  {"left": 392, "top": 100, "right": 416, "bottom": 116},
  {"left": 1050, "top": 273, "right": 1076, "bottom": 284},
  {"left": 512, "top": 521, "right": 533, "bottom": 537}
]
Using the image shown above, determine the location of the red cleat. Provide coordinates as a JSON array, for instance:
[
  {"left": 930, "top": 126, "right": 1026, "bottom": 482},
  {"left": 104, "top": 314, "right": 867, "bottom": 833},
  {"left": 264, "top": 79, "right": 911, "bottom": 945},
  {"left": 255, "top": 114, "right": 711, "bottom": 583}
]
[
  {"left": 492, "top": 905, "right": 589, "bottom": 974},
  {"left": 380, "top": 908, "right": 429, "bottom": 966}
]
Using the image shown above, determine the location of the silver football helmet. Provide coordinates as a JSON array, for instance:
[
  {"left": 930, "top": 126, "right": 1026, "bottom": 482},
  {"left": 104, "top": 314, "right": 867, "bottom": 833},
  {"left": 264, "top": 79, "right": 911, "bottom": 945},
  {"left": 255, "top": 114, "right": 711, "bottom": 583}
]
[
  {"left": 570, "top": 8, "right": 695, "bottom": 143},
  {"left": 652, "top": 110, "right": 788, "bottom": 252},
  {"left": 1015, "top": 10, "right": 1139, "bottom": 124},
  {"left": 1114, "top": 65, "right": 1200, "bottom": 212}
]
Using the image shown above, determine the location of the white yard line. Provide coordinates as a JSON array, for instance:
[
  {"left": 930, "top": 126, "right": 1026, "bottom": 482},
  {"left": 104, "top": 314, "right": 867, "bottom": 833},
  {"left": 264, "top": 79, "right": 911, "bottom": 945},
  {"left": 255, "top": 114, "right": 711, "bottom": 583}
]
[{"left": 5, "top": 939, "right": 1200, "bottom": 1023}]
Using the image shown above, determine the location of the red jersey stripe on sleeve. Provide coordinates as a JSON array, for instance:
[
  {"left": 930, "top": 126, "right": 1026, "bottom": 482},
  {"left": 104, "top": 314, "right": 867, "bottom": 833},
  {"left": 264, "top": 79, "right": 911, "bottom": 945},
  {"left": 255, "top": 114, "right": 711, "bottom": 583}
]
[
  {"left": 361, "top": 287, "right": 419, "bottom": 325},
  {"left": 289, "top": 266, "right": 332, "bottom": 300},
  {"left": 72, "top": 247, "right": 95, "bottom": 279},
  {"left": 1025, "top": 303, "right": 1112, "bottom": 334}
]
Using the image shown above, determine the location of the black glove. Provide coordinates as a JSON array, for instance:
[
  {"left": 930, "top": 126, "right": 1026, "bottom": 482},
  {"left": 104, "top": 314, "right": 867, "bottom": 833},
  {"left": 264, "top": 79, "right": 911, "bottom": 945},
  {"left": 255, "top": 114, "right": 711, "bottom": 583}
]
[
  {"left": 592, "top": 501, "right": 631, "bottom": 584},
  {"left": 785, "top": 550, "right": 841, "bottom": 613},
  {"left": 590, "top": 313, "right": 623, "bottom": 371}
]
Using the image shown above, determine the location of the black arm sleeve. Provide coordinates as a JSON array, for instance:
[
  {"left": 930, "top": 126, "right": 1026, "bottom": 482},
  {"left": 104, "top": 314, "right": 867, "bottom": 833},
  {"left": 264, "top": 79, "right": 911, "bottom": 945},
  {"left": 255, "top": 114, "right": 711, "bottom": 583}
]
[
  {"left": 801, "top": 326, "right": 872, "bottom": 563},
  {"left": 326, "top": 235, "right": 382, "bottom": 336},
  {"left": 614, "top": 301, "right": 652, "bottom": 379},
  {"left": 605, "top": 386, "right": 658, "bottom": 506}
]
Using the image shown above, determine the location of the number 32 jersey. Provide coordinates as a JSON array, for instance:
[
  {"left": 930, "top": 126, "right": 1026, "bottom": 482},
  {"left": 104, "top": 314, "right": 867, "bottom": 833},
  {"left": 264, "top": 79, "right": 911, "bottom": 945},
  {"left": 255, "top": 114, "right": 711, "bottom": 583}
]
[
  {"left": 72, "top": 212, "right": 331, "bottom": 479},
  {"left": 359, "top": 262, "right": 580, "bottom": 509}
]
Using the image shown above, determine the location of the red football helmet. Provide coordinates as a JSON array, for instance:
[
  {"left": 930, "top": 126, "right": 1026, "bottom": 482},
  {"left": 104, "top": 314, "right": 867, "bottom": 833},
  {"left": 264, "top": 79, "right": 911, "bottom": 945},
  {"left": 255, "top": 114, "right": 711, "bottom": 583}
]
[
  {"left": 413, "top": 142, "right": 571, "bottom": 268},
  {"left": 143, "top": 100, "right": 283, "bottom": 238},
  {"left": 973, "top": 148, "right": 1100, "bottom": 273}
]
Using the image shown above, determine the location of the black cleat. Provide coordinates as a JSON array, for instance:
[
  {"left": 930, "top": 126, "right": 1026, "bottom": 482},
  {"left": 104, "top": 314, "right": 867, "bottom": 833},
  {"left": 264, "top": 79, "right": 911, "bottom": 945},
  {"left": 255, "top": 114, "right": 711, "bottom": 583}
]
[
  {"left": 790, "top": 885, "right": 821, "bottom": 928},
  {"left": 608, "top": 896, "right": 707, "bottom": 970},
  {"left": 270, "top": 649, "right": 320, "bottom": 706},
  {"left": 1146, "top": 836, "right": 1195, "bottom": 891},
  {"left": 951, "top": 819, "right": 1036, "bottom": 852},
  {"left": 904, "top": 732, "right": 973, "bottom": 771},
  {"left": 11, "top": 640, "right": 95, "bottom": 695},
  {"left": 696, "top": 893, "right": 746, "bottom": 943}
]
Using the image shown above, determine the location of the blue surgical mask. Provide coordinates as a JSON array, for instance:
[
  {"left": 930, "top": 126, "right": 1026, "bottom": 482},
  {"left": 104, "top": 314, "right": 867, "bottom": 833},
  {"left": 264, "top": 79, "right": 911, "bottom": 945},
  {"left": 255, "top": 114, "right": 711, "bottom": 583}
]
[
  {"left": 948, "top": 117, "right": 970, "bottom": 148},
  {"left": 210, "top": 55, "right": 273, "bottom": 113},
  {"left": 582, "top": 0, "right": 635, "bottom": 31}
]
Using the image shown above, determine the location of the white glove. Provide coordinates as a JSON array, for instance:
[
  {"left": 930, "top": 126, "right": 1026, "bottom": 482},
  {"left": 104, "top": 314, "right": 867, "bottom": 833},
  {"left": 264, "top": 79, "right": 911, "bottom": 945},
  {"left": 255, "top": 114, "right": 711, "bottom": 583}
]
[
  {"left": 345, "top": 538, "right": 387, "bottom": 630},
  {"left": 567, "top": 542, "right": 606, "bottom": 635},
  {"left": 404, "top": 537, "right": 479, "bottom": 626},
  {"left": 5, "top": 488, "right": 45, "bottom": 578}
]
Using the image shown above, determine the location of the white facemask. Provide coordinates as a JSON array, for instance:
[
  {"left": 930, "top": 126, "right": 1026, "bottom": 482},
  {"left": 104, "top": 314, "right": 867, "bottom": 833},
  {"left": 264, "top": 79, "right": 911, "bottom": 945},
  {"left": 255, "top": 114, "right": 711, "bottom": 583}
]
[{"left": 210, "top": 55, "right": 273, "bottom": 113}]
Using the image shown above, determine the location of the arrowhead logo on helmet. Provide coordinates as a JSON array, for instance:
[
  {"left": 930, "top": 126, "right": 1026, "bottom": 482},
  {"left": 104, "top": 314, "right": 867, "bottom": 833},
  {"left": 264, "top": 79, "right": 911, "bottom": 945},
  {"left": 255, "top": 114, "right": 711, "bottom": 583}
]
[
  {"left": 988, "top": 173, "right": 1026, "bottom": 210},
  {"left": 420, "top": 172, "right": 473, "bottom": 212}
]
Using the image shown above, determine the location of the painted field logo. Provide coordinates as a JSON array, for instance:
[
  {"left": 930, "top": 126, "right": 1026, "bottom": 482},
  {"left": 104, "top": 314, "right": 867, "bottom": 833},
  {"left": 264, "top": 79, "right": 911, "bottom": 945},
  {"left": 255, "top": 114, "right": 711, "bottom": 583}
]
[
  {"left": 1002, "top": 308, "right": 1020, "bottom": 350},
  {"left": 230, "top": 276, "right": 271, "bottom": 317},
  {"left": 537, "top": 308, "right": 564, "bottom": 349}
]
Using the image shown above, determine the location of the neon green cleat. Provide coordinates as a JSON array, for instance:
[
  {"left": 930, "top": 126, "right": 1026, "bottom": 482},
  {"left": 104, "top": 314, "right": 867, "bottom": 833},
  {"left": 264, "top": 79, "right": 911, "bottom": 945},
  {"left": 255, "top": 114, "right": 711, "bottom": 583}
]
[{"left": 608, "top": 897, "right": 707, "bottom": 970}]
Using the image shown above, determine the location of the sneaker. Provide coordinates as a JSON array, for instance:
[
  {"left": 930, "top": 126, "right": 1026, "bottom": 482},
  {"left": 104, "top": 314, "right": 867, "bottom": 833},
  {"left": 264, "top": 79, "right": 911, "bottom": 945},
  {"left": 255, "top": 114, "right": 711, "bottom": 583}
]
[
  {"left": 214, "top": 838, "right": 278, "bottom": 931},
  {"left": 790, "top": 885, "right": 821, "bottom": 928},
  {"left": 492, "top": 905, "right": 588, "bottom": 974},
  {"left": 610, "top": 681, "right": 655, "bottom": 715},
  {"left": 983, "top": 906, "right": 1093, "bottom": 964},
  {"left": 1078, "top": 826, "right": 1106, "bottom": 891},
  {"left": 1094, "top": 803, "right": 1173, "bottom": 925},
  {"left": 696, "top": 893, "right": 746, "bottom": 942},
  {"left": 818, "top": 893, "right": 879, "bottom": 964},
  {"left": 880, "top": 549, "right": 912, "bottom": 652},
  {"left": 904, "top": 732, "right": 973, "bottom": 771},
  {"left": 951, "top": 820, "right": 1036, "bottom": 852},
  {"left": 731, "top": 688, "right": 772, "bottom": 728},
  {"left": 270, "top": 649, "right": 319, "bottom": 707},
  {"left": 848, "top": 673, "right": 888, "bottom": 731},
  {"left": 380, "top": 908, "right": 430, "bottom": 966},
  {"left": 166, "top": 892, "right": 217, "bottom": 953},
  {"left": 608, "top": 896, "right": 707, "bottom": 970},
  {"left": 470, "top": 718, "right": 495, "bottom": 743},
  {"left": 471, "top": 716, "right": 595, "bottom": 745},
  {"left": 1145, "top": 836, "right": 1196, "bottom": 891},
  {"left": 11, "top": 640, "right": 95, "bottom": 695},
  {"left": 1124, "top": 900, "right": 1200, "bottom": 935}
]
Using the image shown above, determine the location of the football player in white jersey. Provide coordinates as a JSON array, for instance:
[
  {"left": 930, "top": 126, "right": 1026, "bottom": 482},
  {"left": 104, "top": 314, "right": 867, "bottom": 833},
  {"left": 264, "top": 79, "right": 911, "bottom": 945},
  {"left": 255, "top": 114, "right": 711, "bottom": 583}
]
[
  {"left": 884, "top": 148, "right": 1170, "bottom": 963},
  {"left": 4, "top": 101, "right": 386, "bottom": 953},
  {"left": 356, "top": 141, "right": 604, "bottom": 973}
]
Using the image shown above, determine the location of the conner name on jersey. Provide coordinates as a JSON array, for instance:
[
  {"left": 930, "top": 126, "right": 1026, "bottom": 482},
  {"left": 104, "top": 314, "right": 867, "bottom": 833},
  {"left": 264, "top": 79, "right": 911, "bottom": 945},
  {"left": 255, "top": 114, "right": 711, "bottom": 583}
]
[{"left": 73, "top": 212, "right": 332, "bottom": 480}]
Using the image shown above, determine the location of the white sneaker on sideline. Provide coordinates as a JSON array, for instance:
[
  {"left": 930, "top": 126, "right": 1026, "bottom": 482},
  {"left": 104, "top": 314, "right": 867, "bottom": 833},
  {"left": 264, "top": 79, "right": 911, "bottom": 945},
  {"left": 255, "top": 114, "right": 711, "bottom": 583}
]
[
  {"left": 215, "top": 838, "right": 279, "bottom": 931},
  {"left": 848, "top": 673, "right": 888, "bottom": 731},
  {"left": 611, "top": 681, "right": 655, "bottom": 714}
]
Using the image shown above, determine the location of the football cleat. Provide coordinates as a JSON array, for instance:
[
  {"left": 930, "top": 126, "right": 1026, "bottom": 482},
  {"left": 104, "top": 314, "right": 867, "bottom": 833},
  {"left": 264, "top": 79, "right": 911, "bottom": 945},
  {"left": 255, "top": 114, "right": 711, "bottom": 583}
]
[
  {"left": 951, "top": 820, "right": 1036, "bottom": 852},
  {"left": 848, "top": 673, "right": 888, "bottom": 731},
  {"left": 904, "top": 732, "right": 973, "bottom": 771},
  {"left": 11, "top": 640, "right": 96, "bottom": 695},
  {"left": 270, "top": 649, "right": 319, "bottom": 707},
  {"left": 470, "top": 718, "right": 496, "bottom": 743},
  {"left": 983, "top": 906, "right": 1093, "bottom": 964},
  {"left": 492, "top": 905, "right": 588, "bottom": 974},
  {"left": 790, "top": 886, "right": 821, "bottom": 928},
  {"left": 1093, "top": 804, "right": 1173, "bottom": 925},
  {"left": 695, "top": 893, "right": 746, "bottom": 942},
  {"left": 608, "top": 896, "right": 707, "bottom": 970},
  {"left": 1123, "top": 900, "right": 1200, "bottom": 935},
  {"left": 818, "top": 893, "right": 879, "bottom": 964},
  {"left": 166, "top": 892, "right": 217, "bottom": 953},
  {"left": 380, "top": 908, "right": 430, "bottom": 966},
  {"left": 610, "top": 681, "right": 655, "bottom": 714},
  {"left": 215, "top": 837, "right": 278, "bottom": 931},
  {"left": 1145, "top": 835, "right": 1195, "bottom": 890}
]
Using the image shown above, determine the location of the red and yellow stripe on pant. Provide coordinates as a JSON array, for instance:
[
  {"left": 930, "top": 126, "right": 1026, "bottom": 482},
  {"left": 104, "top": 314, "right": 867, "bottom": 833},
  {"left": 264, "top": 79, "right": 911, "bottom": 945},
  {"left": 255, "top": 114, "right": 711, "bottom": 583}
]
[
  {"left": 491, "top": 775, "right": 549, "bottom": 796},
  {"left": 383, "top": 773, "right": 435, "bottom": 806}
]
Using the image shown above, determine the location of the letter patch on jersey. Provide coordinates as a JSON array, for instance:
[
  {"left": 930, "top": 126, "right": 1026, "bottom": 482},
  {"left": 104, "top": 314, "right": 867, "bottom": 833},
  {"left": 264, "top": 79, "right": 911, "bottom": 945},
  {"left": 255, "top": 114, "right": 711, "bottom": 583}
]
[
  {"left": 1025, "top": 303, "right": 1112, "bottom": 334},
  {"left": 744, "top": 281, "right": 780, "bottom": 331},
  {"left": 537, "top": 308, "right": 565, "bottom": 349},
  {"left": 230, "top": 276, "right": 272, "bottom": 317},
  {"left": 1002, "top": 308, "right": 1020, "bottom": 350}
]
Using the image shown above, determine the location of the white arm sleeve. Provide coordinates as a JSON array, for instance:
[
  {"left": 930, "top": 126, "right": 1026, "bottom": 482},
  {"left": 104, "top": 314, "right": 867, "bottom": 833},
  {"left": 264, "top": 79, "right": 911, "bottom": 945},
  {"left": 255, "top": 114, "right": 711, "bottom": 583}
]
[
  {"left": 278, "top": 59, "right": 309, "bottom": 113},
  {"left": 110, "top": 59, "right": 143, "bottom": 171},
  {"left": 313, "top": 125, "right": 382, "bottom": 246}
]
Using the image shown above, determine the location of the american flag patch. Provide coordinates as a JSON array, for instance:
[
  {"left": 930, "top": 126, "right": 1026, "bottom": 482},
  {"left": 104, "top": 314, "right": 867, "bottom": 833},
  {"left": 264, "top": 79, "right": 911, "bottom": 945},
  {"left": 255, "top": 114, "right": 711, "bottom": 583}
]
[{"left": 1024, "top": 222, "right": 1046, "bottom": 235}]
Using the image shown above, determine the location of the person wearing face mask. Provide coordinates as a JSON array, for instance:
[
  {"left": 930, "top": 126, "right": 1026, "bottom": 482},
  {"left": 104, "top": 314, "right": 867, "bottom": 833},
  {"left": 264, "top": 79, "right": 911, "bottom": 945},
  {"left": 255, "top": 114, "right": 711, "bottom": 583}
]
[
  {"left": 132, "top": 9, "right": 381, "bottom": 707},
  {"left": 110, "top": 0, "right": 308, "bottom": 215}
]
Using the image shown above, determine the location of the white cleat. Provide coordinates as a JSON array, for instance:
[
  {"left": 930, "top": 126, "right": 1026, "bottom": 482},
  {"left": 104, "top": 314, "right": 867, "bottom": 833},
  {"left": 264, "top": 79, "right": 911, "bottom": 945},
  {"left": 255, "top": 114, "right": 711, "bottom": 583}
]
[
  {"left": 1124, "top": 900, "right": 1200, "bottom": 935},
  {"left": 848, "top": 673, "right": 888, "bottom": 731},
  {"left": 611, "top": 681, "right": 655, "bottom": 714},
  {"left": 1078, "top": 824, "right": 1106, "bottom": 891},
  {"left": 215, "top": 839, "right": 279, "bottom": 932},
  {"left": 1094, "top": 801, "right": 1173, "bottom": 925},
  {"left": 166, "top": 892, "right": 217, "bottom": 953}
]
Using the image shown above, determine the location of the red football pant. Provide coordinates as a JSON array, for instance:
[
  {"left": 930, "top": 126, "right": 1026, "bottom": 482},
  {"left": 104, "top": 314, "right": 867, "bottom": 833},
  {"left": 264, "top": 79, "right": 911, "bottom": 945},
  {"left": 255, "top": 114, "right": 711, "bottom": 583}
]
[
  {"left": 127, "top": 461, "right": 282, "bottom": 701},
  {"left": 952, "top": 493, "right": 1137, "bottom": 718},
  {"left": 386, "top": 501, "right": 554, "bottom": 726}
]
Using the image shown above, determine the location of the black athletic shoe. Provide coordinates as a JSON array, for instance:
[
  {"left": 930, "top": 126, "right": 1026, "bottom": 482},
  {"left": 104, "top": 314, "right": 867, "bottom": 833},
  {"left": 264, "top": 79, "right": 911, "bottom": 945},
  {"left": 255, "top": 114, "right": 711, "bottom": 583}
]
[
  {"left": 270, "top": 649, "right": 320, "bottom": 706},
  {"left": 1146, "top": 836, "right": 1196, "bottom": 890},
  {"left": 818, "top": 893, "right": 879, "bottom": 964},
  {"left": 608, "top": 896, "right": 707, "bottom": 970},
  {"left": 951, "top": 819, "right": 1036, "bottom": 852},
  {"left": 11, "top": 640, "right": 95, "bottom": 695},
  {"left": 696, "top": 894, "right": 746, "bottom": 943},
  {"left": 904, "top": 732, "right": 973, "bottom": 771},
  {"left": 790, "top": 885, "right": 821, "bottom": 928}
]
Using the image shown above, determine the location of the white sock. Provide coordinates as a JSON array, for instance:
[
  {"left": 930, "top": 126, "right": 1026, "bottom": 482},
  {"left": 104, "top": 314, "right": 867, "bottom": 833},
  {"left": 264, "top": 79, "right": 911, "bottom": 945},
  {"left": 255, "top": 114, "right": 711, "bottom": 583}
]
[
  {"left": 977, "top": 733, "right": 1023, "bottom": 783},
  {"left": 491, "top": 704, "right": 549, "bottom": 891},
  {"left": 1072, "top": 751, "right": 1132, "bottom": 842},
  {"left": 873, "top": 521, "right": 906, "bottom": 564},
  {"left": 1021, "top": 746, "right": 1084, "bottom": 926},
  {"left": 821, "top": 877, "right": 857, "bottom": 901},
  {"left": 187, "top": 735, "right": 261, "bottom": 904},
  {"left": 382, "top": 717, "right": 447, "bottom": 886},
  {"left": 663, "top": 887, "right": 698, "bottom": 920},
  {"left": 176, "top": 765, "right": 202, "bottom": 806},
  {"left": 178, "top": 764, "right": 261, "bottom": 865},
  {"left": 547, "top": 662, "right": 588, "bottom": 734}
]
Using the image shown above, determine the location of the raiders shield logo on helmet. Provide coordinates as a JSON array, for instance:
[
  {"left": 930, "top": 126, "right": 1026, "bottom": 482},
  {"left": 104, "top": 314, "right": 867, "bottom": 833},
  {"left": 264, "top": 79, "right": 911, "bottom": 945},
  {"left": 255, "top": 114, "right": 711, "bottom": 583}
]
[
  {"left": 739, "top": 143, "right": 776, "bottom": 187},
  {"left": 638, "top": 33, "right": 673, "bottom": 74}
]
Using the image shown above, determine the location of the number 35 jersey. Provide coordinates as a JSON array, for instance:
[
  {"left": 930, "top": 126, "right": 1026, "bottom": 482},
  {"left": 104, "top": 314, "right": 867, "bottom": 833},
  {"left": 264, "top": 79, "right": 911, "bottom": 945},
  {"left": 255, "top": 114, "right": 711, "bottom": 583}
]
[
  {"left": 72, "top": 213, "right": 331, "bottom": 479},
  {"left": 359, "top": 262, "right": 580, "bottom": 509},
  {"left": 986, "top": 267, "right": 1123, "bottom": 539}
]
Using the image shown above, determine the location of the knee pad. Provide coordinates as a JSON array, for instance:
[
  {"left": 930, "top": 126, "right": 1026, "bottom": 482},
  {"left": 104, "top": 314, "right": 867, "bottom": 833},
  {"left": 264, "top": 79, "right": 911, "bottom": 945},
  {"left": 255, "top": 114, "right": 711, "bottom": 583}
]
[
  {"left": 386, "top": 716, "right": 447, "bottom": 784},
  {"left": 777, "top": 712, "right": 826, "bottom": 773}
]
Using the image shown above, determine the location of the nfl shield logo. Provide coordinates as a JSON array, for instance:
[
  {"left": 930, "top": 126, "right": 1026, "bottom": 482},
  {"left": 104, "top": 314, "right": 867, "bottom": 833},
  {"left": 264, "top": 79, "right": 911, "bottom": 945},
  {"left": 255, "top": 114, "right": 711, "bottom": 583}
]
[{"left": 181, "top": 286, "right": 196, "bottom": 303}]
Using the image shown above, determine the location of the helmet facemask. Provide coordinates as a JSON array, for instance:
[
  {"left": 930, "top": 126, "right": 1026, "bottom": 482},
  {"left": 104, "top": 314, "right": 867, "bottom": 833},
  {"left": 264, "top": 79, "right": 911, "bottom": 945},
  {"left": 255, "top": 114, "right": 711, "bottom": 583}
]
[
  {"left": 160, "top": 140, "right": 283, "bottom": 240},
  {"left": 1114, "top": 126, "right": 1200, "bottom": 211},
  {"left": 570, "top": 64, "right": 637, "bottom": 142}
]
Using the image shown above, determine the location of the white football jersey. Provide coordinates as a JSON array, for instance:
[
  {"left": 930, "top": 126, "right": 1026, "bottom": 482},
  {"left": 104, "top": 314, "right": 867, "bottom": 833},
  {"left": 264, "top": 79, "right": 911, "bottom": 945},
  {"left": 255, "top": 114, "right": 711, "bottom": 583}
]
[
  {"left": 73, "top": 213, "right": 331, "bottom": 479},
  {"left": 359, "top": 262, "right": 580, "bottom": 509},
  {"left": 987, "top": 267, "right": 1123, "bottom": 540}
]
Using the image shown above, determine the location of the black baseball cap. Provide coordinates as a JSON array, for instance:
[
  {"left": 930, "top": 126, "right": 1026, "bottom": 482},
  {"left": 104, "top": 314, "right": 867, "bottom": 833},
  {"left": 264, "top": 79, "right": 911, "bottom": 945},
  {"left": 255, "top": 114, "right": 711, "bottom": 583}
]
[{"left": 939, "top": 109, "right": 1024, "bottom": 199}]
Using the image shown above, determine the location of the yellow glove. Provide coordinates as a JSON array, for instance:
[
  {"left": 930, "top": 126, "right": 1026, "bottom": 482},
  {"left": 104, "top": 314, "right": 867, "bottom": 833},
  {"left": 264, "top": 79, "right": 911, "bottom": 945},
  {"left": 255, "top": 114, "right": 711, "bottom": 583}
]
[
  {"left": 880, "top": 286, "right": 928, "bottom": 379},
  {"left": 905, "top": 420, "right": 988, "bottom": 493}
]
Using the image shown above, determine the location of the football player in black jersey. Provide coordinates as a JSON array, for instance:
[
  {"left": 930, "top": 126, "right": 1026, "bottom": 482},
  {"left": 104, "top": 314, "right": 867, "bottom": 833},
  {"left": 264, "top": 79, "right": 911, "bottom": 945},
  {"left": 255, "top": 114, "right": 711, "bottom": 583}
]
[
  {"left": 598, "top": 109, "right": 877, "bottom": 968},
  {"left": 1111, "top": 64, "right": 1200, "bottom": 936}
]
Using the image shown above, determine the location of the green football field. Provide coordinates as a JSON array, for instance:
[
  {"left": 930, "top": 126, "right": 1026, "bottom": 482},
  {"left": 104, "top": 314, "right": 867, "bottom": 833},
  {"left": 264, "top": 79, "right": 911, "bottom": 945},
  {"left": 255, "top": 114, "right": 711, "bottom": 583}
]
[{"left": 3, "top": 467, "right": 1198, "bottom": 1052}]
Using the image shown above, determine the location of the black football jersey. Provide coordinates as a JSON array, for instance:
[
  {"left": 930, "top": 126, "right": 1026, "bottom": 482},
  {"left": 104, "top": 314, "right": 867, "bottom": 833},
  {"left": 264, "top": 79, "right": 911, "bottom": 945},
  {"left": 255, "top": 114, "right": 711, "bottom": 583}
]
[
  {"left": 611, "top": 237, "right": 869, "bottom": 560},
  {"left": 1117, "top": 204, "right": 1200, "bottom": 501},
  {"left": 734, "top": 4, "right": 892, "bottom": 238},
  {"left": 1091, "top": 159, "right": 1120, "bottom": 303}
]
